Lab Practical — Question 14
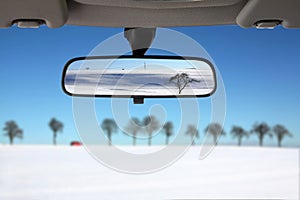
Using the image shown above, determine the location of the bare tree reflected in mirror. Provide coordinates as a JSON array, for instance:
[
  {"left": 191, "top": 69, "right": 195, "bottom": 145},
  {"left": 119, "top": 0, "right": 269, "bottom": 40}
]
[{"left": 169, "top": 73, "right": 201, "bottom": 94}]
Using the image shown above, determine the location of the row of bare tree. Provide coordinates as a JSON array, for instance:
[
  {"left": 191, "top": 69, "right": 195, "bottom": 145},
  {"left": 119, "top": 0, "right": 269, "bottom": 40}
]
[
  {"left": 2, "top": 117, "right": 292, "bottom": 147},
  {"left": 101, "top": 117, "right": 292, "bottom": 147},
  {"left": 2, "top": 118, "right": 63, "bottom": 145}
]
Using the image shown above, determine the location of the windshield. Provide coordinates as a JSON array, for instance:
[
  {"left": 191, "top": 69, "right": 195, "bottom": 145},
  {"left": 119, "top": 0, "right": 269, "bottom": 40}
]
[
  {"left": 0, "top": 26, "right": 299, "bottom": 199},
  {"left": 1, "top": 26, "right": 299, "bottom": 147}
]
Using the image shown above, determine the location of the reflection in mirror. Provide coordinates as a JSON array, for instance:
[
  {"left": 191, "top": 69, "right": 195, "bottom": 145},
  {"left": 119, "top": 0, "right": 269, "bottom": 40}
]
[{"left": 63, "top": 56, "right": 216, "bottom": 97}]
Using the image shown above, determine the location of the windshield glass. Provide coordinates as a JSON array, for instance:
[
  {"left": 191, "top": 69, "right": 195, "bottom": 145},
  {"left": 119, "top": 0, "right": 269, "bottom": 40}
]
[
  {"left": 0, "top": 25, "right": 299, "bottom": 199},
  {"left": 1, "top": 26, "right": 299, "bottom": 147}
]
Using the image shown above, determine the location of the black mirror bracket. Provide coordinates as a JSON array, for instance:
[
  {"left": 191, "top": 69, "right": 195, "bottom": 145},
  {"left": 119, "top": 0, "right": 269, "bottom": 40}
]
[{"left": 124, "top": 27, "right": 156, "bottom": 57}]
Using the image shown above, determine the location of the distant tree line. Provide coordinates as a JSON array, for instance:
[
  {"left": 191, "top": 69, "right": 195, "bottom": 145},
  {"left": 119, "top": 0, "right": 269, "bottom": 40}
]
[
  {"left": 2, "top": 118, "right": 64, "bottom": 146},
  {"left": 2, "top": 118, "right": 292, "bottom": 148},
  {"left": 100, "top": 117, "right": 292, "bottom": 148}
]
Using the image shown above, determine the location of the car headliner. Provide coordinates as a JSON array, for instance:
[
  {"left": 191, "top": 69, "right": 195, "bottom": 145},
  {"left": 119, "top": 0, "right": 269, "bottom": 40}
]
[{"left": 0, "top": 0, "right": 299, "bottom": 29}]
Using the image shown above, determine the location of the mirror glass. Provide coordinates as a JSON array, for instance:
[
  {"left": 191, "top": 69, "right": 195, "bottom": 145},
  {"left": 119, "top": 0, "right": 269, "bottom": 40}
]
[{"left": 63, "top": 56, "right": 216, "bottom": 97}]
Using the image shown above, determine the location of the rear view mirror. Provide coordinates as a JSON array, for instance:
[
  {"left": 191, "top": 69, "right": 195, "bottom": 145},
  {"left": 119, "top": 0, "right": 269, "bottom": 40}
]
[{"left": 62, "top": 56, "right": 216, "bottom": 99}]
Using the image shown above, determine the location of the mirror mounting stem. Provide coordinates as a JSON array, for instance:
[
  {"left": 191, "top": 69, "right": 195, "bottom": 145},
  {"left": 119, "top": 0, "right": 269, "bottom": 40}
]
[{"left": 124, "top": 28, "right": 156, "bottom": 57}]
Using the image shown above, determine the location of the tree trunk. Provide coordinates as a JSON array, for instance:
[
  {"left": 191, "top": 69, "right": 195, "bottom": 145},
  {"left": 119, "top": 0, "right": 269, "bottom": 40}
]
[
  {"left": 191, "top": 138, "right": 195, "bottom": 146},
  {"left": 213, "top": 135, "right": 218, "bottom": 146},
  {"left": 165, "top": 136, "right": 169, "bottom": 145},
  {"left": 53, "top": 132, "right": 57, "bottom": 145},
  {"left": 148, "top": 137, "right": 152, "bottom": 146},
  {"left": 278, "top": 138, "right": 282, "bottom": 148},
  {"left": 108, "top": 132, "right": 112, "bottom": 146},
  {"left": 238, "top": 137, "right": 242, "bottom": 146},
  {"left": 9, "top": 135, "right": 13, "bottom": 145},
  {"left": 259, "top": 135, "right": 263, "bottom": 147},
  {"left": 148, "top": 132, "right": 152, "bottom": 146},
  {"left": 133, "top": 135, "right": 136, "bottom": 146}
]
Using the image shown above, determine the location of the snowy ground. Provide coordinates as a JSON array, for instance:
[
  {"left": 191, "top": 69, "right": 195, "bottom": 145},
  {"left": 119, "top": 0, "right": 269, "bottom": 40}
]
[{"left": 0, "top": 146, "right": 299, "bottom": 200}]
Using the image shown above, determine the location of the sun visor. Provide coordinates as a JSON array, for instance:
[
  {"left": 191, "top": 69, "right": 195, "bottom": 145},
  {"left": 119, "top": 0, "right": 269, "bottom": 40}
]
[
  {"left": 236, "top": 0, "right": 300, "bottom": 28},
  {"left": 0, "top": 0, "right": 68, "bottom": 28}
]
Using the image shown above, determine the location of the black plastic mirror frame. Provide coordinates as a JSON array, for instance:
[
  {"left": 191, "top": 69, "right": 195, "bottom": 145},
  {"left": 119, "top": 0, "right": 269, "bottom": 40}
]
[{"left": 61, "top": 55, "right": 217, "bottom": 99}]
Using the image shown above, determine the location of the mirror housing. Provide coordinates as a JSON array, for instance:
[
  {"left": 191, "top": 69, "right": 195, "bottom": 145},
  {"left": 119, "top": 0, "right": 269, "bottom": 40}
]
[{"left": 62, "top": 55, "right": 217, "bottom": 103}]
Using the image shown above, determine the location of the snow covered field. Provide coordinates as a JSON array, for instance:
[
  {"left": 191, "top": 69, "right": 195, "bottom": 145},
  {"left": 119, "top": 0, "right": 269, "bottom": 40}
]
[{"left": 0, "top": 146, "right": 299, "bottom": 200}]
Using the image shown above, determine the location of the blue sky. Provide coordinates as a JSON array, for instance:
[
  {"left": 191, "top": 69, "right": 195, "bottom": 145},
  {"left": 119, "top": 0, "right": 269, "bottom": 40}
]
[{"left": 0, "top": 25, "right": 299, "bottom": 147}]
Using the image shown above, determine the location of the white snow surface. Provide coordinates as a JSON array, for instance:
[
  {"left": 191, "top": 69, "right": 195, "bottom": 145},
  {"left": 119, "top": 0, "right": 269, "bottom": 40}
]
[{"left": 0, "top": 146, "right": 299, "bottom": 200}]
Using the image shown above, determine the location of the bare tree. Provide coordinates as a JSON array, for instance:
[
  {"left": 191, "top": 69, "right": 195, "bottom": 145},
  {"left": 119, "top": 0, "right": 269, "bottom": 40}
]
[
  {"left": 230, "top": 126, "right": 249, "bottom": 146},
  {"left": 204, "top": 123, "right": 225, "bottom": 145},
  {"left": 49, "top": 118, "right": 63, "bottom": 145},
  {"left": 124, "top": 117, "right": 142, "bottom": 146},
  {"left": 251, "top": 122, "right": 272, "bottom": 147},
  {"left": 163, "top": 121, "right": 174, "bottom": 145},
  {"left": 185, "top": 125, "right": 199, "bottom": 145},
  {"left": 3, "top": 120, "right": 23, "bottom": 145},
  {"left": 273, "top": 124, "right": 292, "bottom": 148},
  {"left": 143, "top": 116, "right": 160, "bottom": 146},
  {"left": 101, "top": 119, "right": 118, "bottom": 146},
  {"left": 169, "top": 73, "right": 200, "bottom": 94}
]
